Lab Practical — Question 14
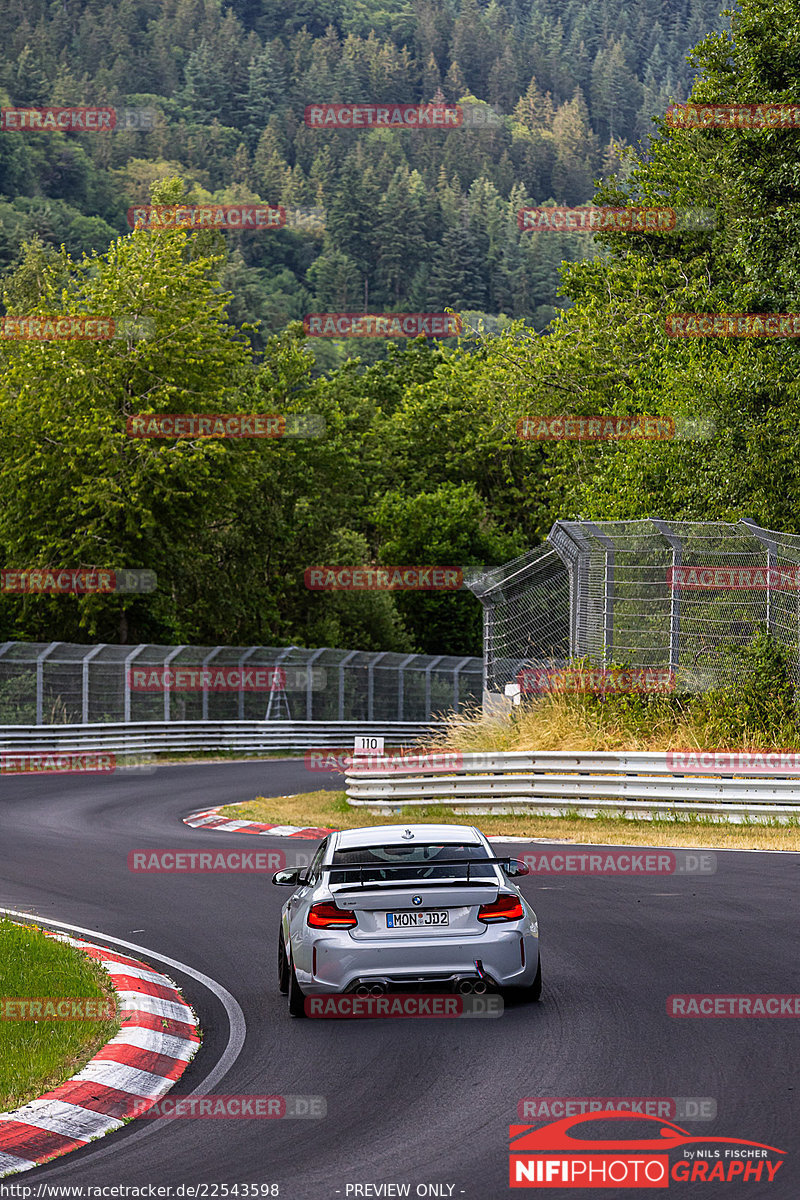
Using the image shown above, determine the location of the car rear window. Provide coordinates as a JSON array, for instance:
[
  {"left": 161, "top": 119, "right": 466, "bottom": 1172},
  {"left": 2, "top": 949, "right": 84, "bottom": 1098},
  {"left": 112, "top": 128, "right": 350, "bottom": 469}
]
[{"left": 328, "top": 842, "right": 496, "bottom": 884}]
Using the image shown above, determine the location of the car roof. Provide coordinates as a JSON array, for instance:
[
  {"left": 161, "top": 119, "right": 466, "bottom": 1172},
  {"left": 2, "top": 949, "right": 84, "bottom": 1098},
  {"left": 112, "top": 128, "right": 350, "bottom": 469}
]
[{"left": 332, "top": 823, "right": 484, "bottom": 850}]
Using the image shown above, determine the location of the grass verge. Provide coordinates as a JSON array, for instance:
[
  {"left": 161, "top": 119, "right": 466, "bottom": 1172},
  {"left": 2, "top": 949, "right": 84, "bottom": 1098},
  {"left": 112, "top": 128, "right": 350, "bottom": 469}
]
[
  {"left": 0, "top": 921, "right": 120, "bottom": 1112},
  {"left": 220, "top": 791, "right": 800, "bottom": 851}
]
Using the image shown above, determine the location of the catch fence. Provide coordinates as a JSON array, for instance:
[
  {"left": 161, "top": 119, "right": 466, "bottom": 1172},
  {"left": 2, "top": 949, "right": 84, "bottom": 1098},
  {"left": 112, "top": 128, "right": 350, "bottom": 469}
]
[
  {"left": 0, "top": 643, "right": 481, "bottom": 725},
  {"left": 468, "top": 518, "right": 800, "bottom": 695}
]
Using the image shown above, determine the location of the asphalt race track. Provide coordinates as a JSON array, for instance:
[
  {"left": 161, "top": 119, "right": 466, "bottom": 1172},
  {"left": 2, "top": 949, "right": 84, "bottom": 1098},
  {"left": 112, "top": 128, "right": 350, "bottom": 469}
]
[{"left": 0, "top": 760, "right": 798, "bottom": 1198}]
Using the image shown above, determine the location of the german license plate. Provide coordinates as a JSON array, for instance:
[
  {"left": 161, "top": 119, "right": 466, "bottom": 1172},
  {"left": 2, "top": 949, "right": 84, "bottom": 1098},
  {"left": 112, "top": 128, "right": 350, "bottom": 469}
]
[{"left": 386, "top": 910, "right": 449, "bottom": 928}]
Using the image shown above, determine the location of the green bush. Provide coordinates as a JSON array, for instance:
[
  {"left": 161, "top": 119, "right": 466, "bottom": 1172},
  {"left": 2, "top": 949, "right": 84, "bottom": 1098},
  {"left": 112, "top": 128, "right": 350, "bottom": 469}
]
[{"left": 695, "top": 632, "right": 798, "bottom": 743}]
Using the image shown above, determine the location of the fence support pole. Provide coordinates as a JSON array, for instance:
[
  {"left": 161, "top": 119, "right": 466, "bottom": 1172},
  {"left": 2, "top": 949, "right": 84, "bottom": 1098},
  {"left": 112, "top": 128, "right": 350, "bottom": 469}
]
[
  {"left": 741, "top": 519, "right": 777, "bottom": 637},
  {"left": 123, "top": 645, "right": 147, "bottom": 723},
  {"left": 305, "top": 647, "right": 326, "bottom": 720},
  {"left": 424, "top": 656, "right": 444, "bottom": 720},
  {"left": 81, "top": 644, "right": 105, "bottom": 724},
  {"left": 237, "top": 647, "right": 260, "bottom": 720},
  {"left": 201, "top": 646, "right": 224, "bottom": 720},
  {"left": 586, "top": 523, "right": 615, "bottom": 665},
  {"left": 452, "top": 656, "right": 473, "bottom": 714},
  {"left": 483, "top": 600, "right": 496, "bottom": 696},
  {"left": 35, "top": 643, "right": 61, "bottom": 726},
  {"left": 396, "top": 653, "right": 416, "bottom": 721},
  {"left": 652, "top": 520, "right": 682, "bottom": 675},
  {"left": 162, "top": 645, "right": 186, "bottom": 722},
  {"left": 337, "top": 650, "right": 358, "bottom": 721},
  {"left": 367, "top": 652, "right": 389, "bottom": 722}
]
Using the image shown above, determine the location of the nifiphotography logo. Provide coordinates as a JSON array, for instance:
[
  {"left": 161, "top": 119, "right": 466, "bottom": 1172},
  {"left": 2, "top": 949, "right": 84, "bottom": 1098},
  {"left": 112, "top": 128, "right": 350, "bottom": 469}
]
[{"left": 508, "top": 1112, "right": 785, "bottom": 1187}]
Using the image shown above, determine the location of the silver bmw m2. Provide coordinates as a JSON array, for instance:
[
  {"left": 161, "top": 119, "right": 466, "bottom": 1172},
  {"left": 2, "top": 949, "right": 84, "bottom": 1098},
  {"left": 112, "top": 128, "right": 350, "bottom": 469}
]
[{"left": 273, "top": 823, "right": 541, "bottom": 1016}]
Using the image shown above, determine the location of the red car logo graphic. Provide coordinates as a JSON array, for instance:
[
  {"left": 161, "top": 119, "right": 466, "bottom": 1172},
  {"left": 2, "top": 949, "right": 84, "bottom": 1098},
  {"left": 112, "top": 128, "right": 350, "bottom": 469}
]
[{"left": 510, "top": 1111, "right": 785, "bottom": 1154}]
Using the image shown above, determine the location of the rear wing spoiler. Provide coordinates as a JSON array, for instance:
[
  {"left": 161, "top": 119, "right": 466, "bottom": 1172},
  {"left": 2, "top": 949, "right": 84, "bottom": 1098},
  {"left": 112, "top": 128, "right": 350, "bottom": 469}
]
[{"left": 323, "top": 855, "right": 519, "bottom": 889}]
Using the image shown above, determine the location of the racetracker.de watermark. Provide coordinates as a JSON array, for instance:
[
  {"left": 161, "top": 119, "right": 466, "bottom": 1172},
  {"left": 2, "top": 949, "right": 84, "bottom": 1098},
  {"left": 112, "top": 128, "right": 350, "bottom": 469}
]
[
  {"left": 521, "top": 850, "right": 716, "bottom": 875},
  {"left": 519, "top": 206, "right": 677, "bottom": 232},
  {"left": 0, "top": 569, "right": 156, "bottom": 593},
  {"left": 1, "top": 106, "right": 115, "bottom": 131},
  {"left": 1, "top": 753, "right": 116, "bottom": 775},
  {"left": 303, "top": 313, "right": 461, "bottom": 338},
  {"left": 517, "top": 666, "right": 676, "bottom": 694},
  {"left": 667, "top": 564, "right": 800, "bottom": 589},
  {"left": 517, "top": 1097, "right": 717, "bottom": 1121},
  {"left": 666, "top": 102, "right": 800, "bottom": 129},
  {"left": 668, "top": 994, "right": 800, "bottom": 1017},
  {"left": 1, "top": 315, "right": 113, "bottom": 340},
  {"left": 0, "top": 997, "right": 116, "bottom": 1020},
  {"left": 305, "top": 103, "right": 462, "bottom": 129},
  {"left": 519, "top": 206, "right": 717, "bottom": 233},
  {"left": 666, "top": 312, "right": 800, "bottom": 337},
  {"left": 126, "top": 413, "right": 326, "bottom": 438},
  {"left": 126, "top": 665, "right": 325, "bottom": 691},
  {"left": 305, "top": 994, "right": 503, "bottom": 1017},
  {"left": 0, "top": 106, "right": 156, "bottom": 132},
  {"left": 667, "top": 749, "right": 800, "bottom": 772},
  {"left": 305, "top": 565, "right": 463, "bottom": 590},
  {"left": 129, "top": 849, "right": 287, "bottom": 872},
  {"left": 304, "top": 749, "right": 465, "bottom": 772},
  {"left": 130, "top": 1095, "right": 325, "bottom": 1119},
  {"left": 517, "top": 415, "right": 676, "bottom": 441},
  {"left": 0, "top": 315, "right": 151, "bottom": 340},
  {"left": 2, "top": 752, "right": 155, "bottom": 776},
  {"left": 128, "top": 205, "right": 285, "bottom": 230}
]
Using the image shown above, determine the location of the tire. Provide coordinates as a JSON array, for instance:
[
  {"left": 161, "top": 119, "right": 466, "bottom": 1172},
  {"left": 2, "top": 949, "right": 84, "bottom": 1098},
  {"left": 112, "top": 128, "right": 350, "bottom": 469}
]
[
  {"left": 527, "top": 953, "right": 542, "bottom": 1001},
  {"left": 277, "top": 930, "right": 289, "bottom": 995},
  {"left": 288, "top": 957, "right": 307, "bottom": 1017},
  {"left": 505, "top": 953, "right": 542, "bottom": 1004}
]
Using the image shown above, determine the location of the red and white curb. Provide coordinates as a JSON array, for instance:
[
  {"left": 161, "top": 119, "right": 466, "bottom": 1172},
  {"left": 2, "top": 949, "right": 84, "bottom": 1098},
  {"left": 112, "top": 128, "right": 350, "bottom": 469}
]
[
  {"left": 0, "top": 932, "right": 200, "bottom": 1178},
  {"left": 184, "top": 806, "right": 334, "bottom": 839},
  {"left": 183, "top": 807, "right": 532, "bottom": 843}
]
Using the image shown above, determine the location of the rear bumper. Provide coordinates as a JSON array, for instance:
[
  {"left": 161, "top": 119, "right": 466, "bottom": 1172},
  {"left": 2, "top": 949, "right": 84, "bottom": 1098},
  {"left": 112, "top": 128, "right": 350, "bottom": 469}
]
[{"left": 296, "top": 927, "right": 539, "bottom": 993}]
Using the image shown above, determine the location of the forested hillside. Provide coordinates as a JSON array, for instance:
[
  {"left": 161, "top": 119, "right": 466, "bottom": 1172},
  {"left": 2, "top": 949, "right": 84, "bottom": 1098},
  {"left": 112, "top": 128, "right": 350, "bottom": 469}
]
[
  {"left": 7, "top": 0, "right": 783, "bottom": 661},
  {"left": 0, "top": 0, "right": 727, "bottom": 348}
]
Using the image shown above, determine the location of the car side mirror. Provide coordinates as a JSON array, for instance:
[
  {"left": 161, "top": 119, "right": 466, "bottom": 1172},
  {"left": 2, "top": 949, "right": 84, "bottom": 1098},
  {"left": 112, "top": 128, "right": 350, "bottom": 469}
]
[
  {"left": 502, "top": 858, "right": 530, "bottom": 878},
  {"left": 272, "top": 868, "right": 304, "bottom": 886}
]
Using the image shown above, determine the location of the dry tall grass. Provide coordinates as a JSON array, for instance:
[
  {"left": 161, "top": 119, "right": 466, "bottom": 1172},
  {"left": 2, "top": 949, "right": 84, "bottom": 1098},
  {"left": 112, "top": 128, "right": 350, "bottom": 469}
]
[{"left": 423, "top": 693, "right": 799, "bottom": 753}]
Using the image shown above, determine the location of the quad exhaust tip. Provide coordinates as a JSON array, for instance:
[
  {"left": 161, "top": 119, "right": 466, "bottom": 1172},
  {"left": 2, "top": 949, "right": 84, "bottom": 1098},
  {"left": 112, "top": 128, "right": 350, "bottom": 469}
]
[{"left": 457, "top": 977, "right": 487, "bottom": 994}]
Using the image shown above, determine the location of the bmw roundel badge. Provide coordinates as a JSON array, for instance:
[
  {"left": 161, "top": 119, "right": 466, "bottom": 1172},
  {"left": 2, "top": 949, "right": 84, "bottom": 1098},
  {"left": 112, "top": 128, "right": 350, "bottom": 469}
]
[{"left": 412, "top": 895, "right": 423, "bottom": 906}]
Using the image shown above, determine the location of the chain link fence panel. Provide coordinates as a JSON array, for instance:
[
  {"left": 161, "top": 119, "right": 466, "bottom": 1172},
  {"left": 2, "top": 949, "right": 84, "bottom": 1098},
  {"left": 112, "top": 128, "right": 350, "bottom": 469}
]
[
  {"left": 0, "top": 643, "right": 482, "bottom": 725},
  {"left": 469, "top": 518, "right": 800, "bottom": 695}
]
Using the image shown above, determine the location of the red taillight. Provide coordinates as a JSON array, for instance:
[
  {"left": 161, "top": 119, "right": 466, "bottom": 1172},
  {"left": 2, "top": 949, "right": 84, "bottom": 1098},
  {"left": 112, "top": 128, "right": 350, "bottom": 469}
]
[
  {"left": 307, "top": 901, "right": 357, "bottom": 928},
  {"left": 478, "top": 894, "right": 525, "bottom": 923}
]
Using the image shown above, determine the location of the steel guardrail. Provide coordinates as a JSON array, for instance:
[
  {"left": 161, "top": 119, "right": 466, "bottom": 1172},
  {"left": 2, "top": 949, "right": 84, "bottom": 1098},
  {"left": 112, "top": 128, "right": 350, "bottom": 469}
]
[
  {"left": 345, "top": 750, "right": 800, "bottom": 821},
  {"left": 0, "top": 720, "right": 441, "bottom": 757}
]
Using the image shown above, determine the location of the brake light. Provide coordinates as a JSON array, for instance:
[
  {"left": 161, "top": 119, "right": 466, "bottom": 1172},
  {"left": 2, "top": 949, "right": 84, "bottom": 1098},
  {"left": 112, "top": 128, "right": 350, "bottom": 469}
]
[
  {"left": 307, "top": 901, "right": 357, "bottom": 928},
  {"left": 478, "top": 894, "right": 525, "bottom": 923}
]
